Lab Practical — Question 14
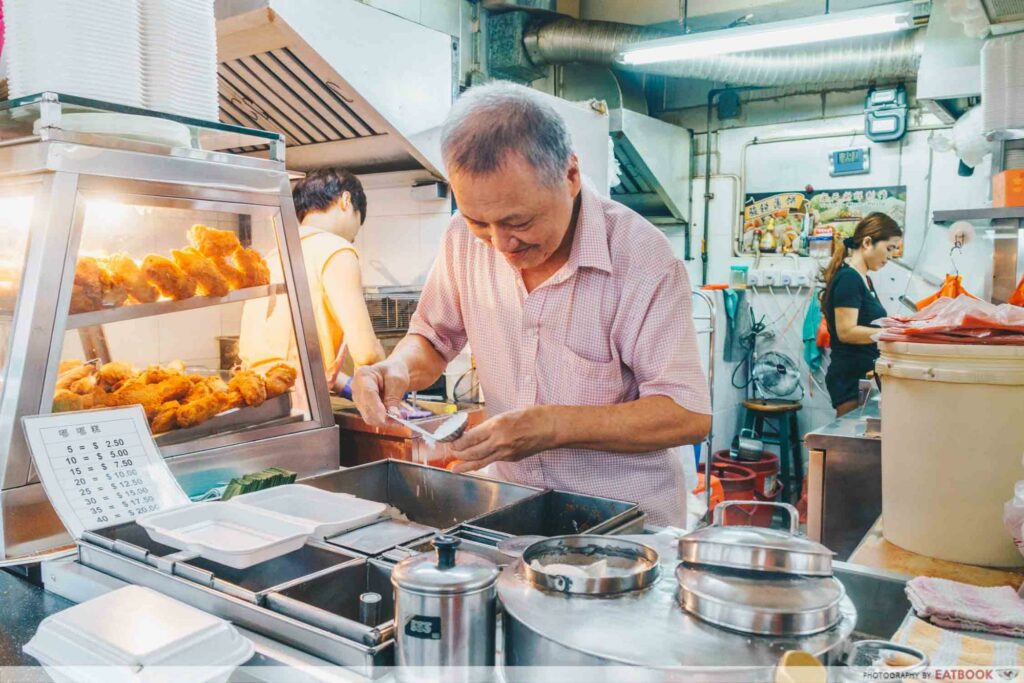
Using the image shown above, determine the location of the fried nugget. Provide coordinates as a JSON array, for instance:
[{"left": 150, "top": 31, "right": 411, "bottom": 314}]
[
  {"left": 233, "top": 247, "right": 270, "bottom": 287},
  {"left": 52, "top": 389, "right": 83, "bottom": 413},
  {"left": 109, "top": 374, "right": 192, "bottom": 418},
  {"left": 264, "top": 363, "right": 297, "bottom": 398},
  {"left": 141, "top": 255, "right": 196, "bottom": 300},
  {"left": 228, "top": 369, "right": 266, "bottom": 407},
  {"left": 176, "top": 393, "right": 226, "bottom": 428},
  {"left": 150, "top": 401, "right": 180, "bottom": 434},
  {"left": 188, "top": 224, "right": 241, "bottom": 259},
  {"left": 96, "top": 361, "right": 135, "bottom": 392},
  {"left": 172, "top": 248, "right": 230, "bottom": 298},
  {"left": 56, "top": 364, "right": 95, "bottom": 391},
  {"left": 70, "top": 257, "right": 103, "bottom": 313},
  {"left": 98, "top": 263, "right": 128, "bottom": 308},
  {"left": 104, "top": 254, "right": 158, "bottom": 304}
]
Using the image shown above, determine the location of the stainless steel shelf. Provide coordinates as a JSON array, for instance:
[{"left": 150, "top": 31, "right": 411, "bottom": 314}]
[
  {"left": 933, "top": 207, "right": 1024, "bottom": 224},
  {"left": 66, "top": 283, "right": 286, "bottom": 329}
]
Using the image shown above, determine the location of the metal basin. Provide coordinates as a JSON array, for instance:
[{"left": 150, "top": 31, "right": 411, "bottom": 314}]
[
  {"left": 305, "top": 459, "right": 541, "bottom": 529},
  {"left": 466, "top": 489, "right": 643, "bottom": 537},
  {"left": 266, "top": 558, "right": 395, "bottom": 646}
]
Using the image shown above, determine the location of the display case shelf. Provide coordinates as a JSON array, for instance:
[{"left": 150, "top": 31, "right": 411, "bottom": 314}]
[
  {"left": 933, "top": 207, "right": 1024, "bottom": 224},
  {"left": 66, "top": 283, "right": 286, "bottom": 329}
]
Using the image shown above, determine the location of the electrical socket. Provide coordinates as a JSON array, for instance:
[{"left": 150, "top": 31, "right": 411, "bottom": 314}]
[
  {"left": 793, "top": 273, "right": 811, "bottom": 287},
  {"left": 747, "top": 269, "right": 763, "bottom": 286},
  {"left": 762, "top": 269, "right": 780, "bottom": 286},
  {"left": 779, "top": 272, "right": 794, "bottom": 286}
]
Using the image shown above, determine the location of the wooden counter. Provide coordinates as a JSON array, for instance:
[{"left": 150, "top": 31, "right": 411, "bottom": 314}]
[{"left": 849, "top": 518, "right": 1024, "bottom": 589}]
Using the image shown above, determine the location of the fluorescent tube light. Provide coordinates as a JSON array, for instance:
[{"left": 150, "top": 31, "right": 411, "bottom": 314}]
[{"left": 618, "top": 3, "right": 915, "bottom": 65}]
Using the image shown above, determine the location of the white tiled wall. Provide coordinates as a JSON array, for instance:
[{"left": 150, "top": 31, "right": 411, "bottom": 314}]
[{"left": 355, "top": 171, "right": 453, "bottom": 288}]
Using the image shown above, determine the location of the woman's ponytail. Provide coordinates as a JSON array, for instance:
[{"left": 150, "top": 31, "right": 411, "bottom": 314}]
[{"left": 818, "top": 236, "right": 848, "bottom": 305}]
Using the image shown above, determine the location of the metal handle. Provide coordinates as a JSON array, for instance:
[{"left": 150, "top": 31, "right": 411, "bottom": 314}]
[
  {"left": 434, "top": 535, "right": 460, "bottom": 569},
  {"left": 713, "top": 500, "right": 799, "bottom": 534},
  {"left": 359, "top": 592, "right": 382, "bottom": 626},
  {"left": 739, "top": 428, "right": 758, "bottom": 440}
]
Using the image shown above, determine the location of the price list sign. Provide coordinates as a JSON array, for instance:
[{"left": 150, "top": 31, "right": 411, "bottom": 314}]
[{"left": 22, "top": 406, "right": 188, "bottom": 538}]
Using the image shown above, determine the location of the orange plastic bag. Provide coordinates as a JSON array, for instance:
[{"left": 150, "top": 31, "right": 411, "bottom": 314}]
[
  {"left": 916, "top": 274, "right": 978, "bottom": 311},
  {"left": 816, "top": 316, "right": 830, "bottom": 348},
  {"left": 693, "top": 473, "right": 725, "bottom": 511},
  {"left": 1011, "top": 273, "right": 1024, "bottom": 307}
]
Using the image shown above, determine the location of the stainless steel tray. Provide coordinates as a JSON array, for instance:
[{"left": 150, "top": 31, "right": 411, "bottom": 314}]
[
  {"left": 154, "top": 392, "right": 296, "bottom": 446},
  {"left": 464, "top": 489, "right": 644, "bottom": 537},
  {"left": 326, "top": 518, "right": 435, "bottom": 556},
  {"left": 305, "top": 459, "right": 543, "bottom": 529},
  {"left": 266, "top": 558, "right": 395, "bottom": 646}
]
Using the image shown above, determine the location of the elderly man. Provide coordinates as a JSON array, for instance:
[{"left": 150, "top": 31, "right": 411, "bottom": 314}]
[{"left": 353, "top": 82, "right": 710, "bottom": 527}]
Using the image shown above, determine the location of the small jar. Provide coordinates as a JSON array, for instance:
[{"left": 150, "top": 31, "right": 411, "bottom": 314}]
[{"left": 730, "top": 265, "right": 749, "bottom": 289}]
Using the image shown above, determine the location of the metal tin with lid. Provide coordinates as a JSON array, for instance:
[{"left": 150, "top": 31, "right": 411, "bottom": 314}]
[
  {"left": 678, "top": 501, "right": 834, "bottom": 576},
  {"left": 392, "top": 535, "right": 499, "bottom": 682}
]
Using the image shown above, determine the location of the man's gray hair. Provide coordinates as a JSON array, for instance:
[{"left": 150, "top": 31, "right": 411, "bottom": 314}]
[{"left": 441, "top": 81, "right": 575, "bottom": 186}]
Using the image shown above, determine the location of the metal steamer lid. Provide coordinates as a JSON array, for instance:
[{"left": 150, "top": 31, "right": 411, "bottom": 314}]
[
  {"left": 392, "top": 536, "right": 499, "bottom": 595},
  {"left": 520, "top": 535, "right": 660, "bottom": 595},
  {"left": 678, "top": 501, "right": 834, "bottom": 576},
  {"left": 675, "top": 564, "right": 846, "bottom": 636}
]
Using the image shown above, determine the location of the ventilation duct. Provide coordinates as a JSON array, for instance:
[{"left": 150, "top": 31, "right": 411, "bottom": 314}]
[{"left": 523, "top": 17, "right": 924, "bottom": 88}]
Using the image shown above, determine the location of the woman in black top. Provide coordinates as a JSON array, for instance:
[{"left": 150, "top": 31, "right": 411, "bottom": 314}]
[{"left": 820, "top": 212, "right": 903, "bottom": 416}]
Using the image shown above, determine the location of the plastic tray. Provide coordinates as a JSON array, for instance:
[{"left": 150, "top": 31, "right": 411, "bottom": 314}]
[
  {"left": 230, "top": 485, "right": 387, "bottom": 540},
  {"left": 24, "top": 585, "right": 253, "bottom": 683},
  {"left": 137, "top": 502, "right": 312, "bottom": 569}
]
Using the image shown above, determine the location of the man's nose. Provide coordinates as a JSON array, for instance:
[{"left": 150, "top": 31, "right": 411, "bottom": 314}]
[{"left": 493, "top": 230, "right": 523, "bottom": 253}]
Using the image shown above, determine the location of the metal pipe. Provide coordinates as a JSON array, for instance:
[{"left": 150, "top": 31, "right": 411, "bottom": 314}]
[
  {"left": 524, "top": 18, "right": 924, "bottom": 88},
  {"left": 692, "top": 289, "right": 716, "bottom": 525}
]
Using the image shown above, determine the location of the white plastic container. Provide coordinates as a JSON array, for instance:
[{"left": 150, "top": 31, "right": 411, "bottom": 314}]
[
  {"left": 230, "top": 485, "right": 387, "bottom": 539},
  {"left": 1004, "top": 480, "right": 1024, "bottom": 562},
  {"left": 137, "top": 501, "right": 311, "bottom": 569},
  {"left": 876, "top": 341, "right": 1024, "bottom": 567},
  {"left": 24, "top": 585, "right": 253, "bottom": 683}
]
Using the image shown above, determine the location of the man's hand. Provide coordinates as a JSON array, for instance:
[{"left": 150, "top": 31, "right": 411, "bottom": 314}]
[
  {"left": 448, "top": 406, "right": 557, "bottom": 473},
  {"left": 352, "top": 361, "right": 411, "bottom": 427}
]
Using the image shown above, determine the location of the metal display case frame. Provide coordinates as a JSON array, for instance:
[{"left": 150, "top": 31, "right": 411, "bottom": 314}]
[{"left": 0, "top": 93, "right": 339, "bottom": 559}]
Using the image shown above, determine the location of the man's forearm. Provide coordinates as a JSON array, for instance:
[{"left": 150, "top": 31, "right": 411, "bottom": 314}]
[
  {"left": 389, "top": 334, "right": 449, "bottom": 390},
  {"left": 546, "top": 396, "right": 710, "bottom": 453}
]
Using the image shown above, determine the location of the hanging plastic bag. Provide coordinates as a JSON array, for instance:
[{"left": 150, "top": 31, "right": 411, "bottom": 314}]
[
  {"left": 815, "top": 316, "right": 831, "bottom": 348},
  {"left": 916, "top": 274, "right": 978, "bottom": 311},
  {"left": 802, "top": 292, "right": 825, "bottom": 372},
  {"left": 1010, "top": 273, "right": 1024, "bottom": 307}
]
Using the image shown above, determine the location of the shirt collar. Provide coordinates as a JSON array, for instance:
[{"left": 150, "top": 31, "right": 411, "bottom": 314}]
[{"left": 567, "top": 183, "right": 612, "bottom": 275}]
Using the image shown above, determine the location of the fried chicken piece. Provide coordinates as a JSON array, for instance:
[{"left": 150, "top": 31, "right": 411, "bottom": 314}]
[
  {"left": 172, "top": 248, "right": 230, "bottom": 298},
  {"left": 80, "top": 385, "right": 110, "bottom": 410},
  {"left": 96, "top": 361, "right": 135, "bottom": 392},
  {"left": 58, "top": 360, "right": 84, "bottom": 374},
  {"left": 141, "top": 255, "right": 196, "bottom": 300},
  {"left": 150, "top": 401, "right": 180, "bottom": 434},
  {"left": 210, "top": 256, "right": 248, "bottom": 290},
  {"left": 176, "top": 393, "right": 226, "bottom": 428},
  {"left": 109, "top": 374, "right": 192, "bottom": 419},
  {"left": 70, "top": 257, "right": 103, "bottom": 313},
  {"left": 224, "top": 389, "right": 244, "bottom": 410},
  {"left": 228, "top": 369, "right": 266, "bottom": 407},
  {"left": 166, "top": 360, "right": 186, "bottom": 375},
  {"left": 264, "top": 363, "right": 297, "bottom": 398},
  {"left": 233, "top": 247, "right": 270, "bottom": 287},
  {"left": 98, "top": 263, "right": 128, "bottom": 308},
  {"left": 52, "top": 389, "right": 83, "bottom": 413},
  {"left": 188, "top": 224, "right": 241, "bottom": 259},
  {"left": 68, "top": 375, "right": 96, "bottom": 395},
  {"left": 56, "top": 364, "right": 95, "bottom": 391},
  {"left": 104, "top": 254, "right": 158, "bottom": 304},
  {"left": 140, "top": 365, "right": 172, "bottom": 384}
]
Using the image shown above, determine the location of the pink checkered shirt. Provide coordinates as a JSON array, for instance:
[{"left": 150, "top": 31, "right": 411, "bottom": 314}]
[{"left": 407, "top": 185, "right": 711, "bottom": 527}]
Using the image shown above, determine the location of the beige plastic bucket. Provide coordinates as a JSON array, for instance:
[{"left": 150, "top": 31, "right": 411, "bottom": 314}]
[{"left": 876, "top": 341, "right": 1024, "bottom": 567}]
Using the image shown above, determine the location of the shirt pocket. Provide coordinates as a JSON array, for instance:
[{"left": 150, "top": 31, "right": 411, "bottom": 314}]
[{"left": 555, "top": 345, "right": 624, "bottom": 406}]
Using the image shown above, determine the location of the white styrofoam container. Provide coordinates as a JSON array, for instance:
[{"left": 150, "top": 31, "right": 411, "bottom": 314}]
[
  {"left": 137, "top": 501, "right": 312, "bottom": 569},
  {"left": 230, "top": 485, "right": 388, "bottom": 540},
  {"left": 24, "top": 585, "right": 253, "bottom": 683}
]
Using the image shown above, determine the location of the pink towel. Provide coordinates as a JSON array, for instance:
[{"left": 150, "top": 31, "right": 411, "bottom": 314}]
[{"left": 906, "top": 576, "right": 1024, "bottom": 637}]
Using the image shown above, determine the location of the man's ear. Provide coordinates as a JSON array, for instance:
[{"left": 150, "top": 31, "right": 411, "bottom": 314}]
[{"left": 338, "top": 191, "right": 351, "bottom": 212}]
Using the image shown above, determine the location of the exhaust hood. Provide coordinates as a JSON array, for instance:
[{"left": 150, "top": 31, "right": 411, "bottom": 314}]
[
  {"left": 916, "top": 0, "right": 984, "bottom": 123},
  {"left": 609, "top": 108, "right": 691, "bottom": 226},
  {"left": 215, "top": 0, "right": 454, "bottom": 175}
]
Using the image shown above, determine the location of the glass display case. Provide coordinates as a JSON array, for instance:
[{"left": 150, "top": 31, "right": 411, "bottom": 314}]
[{"left": 0, "top": 93, "right": 338, "bottom": 559}]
